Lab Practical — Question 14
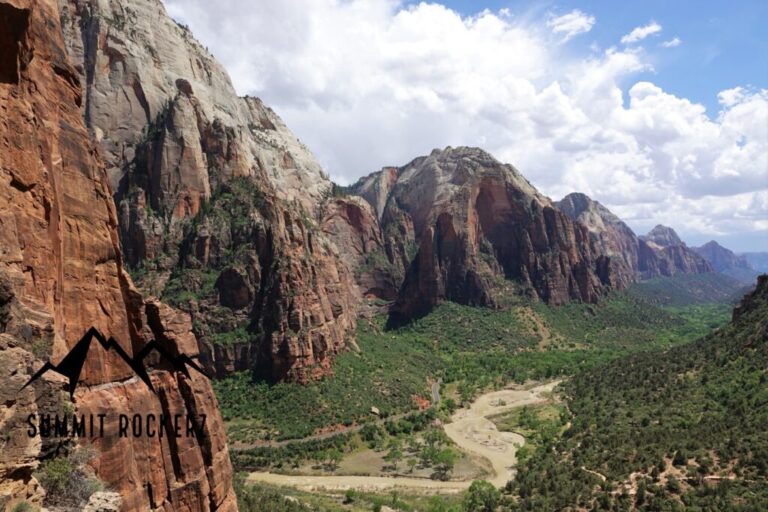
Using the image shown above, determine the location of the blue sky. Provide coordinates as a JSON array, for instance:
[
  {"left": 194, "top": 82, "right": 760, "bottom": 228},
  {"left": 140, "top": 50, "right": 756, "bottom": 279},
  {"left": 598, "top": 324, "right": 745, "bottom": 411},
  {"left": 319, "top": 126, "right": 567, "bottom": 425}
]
[
  {"left": 425, "top": 0, "right": 768, "bottom": 116},
  {"left": 167, "top": 0, "right": 767, "bottom": 251}
]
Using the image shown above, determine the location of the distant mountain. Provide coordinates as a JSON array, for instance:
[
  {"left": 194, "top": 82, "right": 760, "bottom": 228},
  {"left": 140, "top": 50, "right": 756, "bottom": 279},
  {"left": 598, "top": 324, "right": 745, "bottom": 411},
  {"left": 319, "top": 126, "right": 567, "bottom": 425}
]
[
  {"left": 742, "top": 252, "right": 768, "bottom": 273},
  {"left": 556, "top": 194, "right": 714, "bottom": 281},
  {"left": 638, "top": 224, "right": 714, "bottom": 275},
  {"left": 693, "top": 240, "right": 760, "bottom": 285},
  {"left": 642, "top": 224, "right": 684, "bottom": 247}
]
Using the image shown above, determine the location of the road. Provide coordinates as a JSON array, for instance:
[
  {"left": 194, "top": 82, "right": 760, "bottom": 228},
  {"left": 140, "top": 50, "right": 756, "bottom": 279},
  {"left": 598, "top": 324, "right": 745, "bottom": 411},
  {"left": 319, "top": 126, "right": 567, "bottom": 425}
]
[{"left": 246, "top": 381, "right": 560, "bottom": 494}]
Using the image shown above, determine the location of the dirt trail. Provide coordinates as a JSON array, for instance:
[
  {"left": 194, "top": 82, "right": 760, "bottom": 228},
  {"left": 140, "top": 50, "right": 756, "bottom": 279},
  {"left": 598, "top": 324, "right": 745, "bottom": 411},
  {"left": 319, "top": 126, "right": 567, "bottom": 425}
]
[{"left": 246, "top": 381, "right": 560, "bottom": 494}]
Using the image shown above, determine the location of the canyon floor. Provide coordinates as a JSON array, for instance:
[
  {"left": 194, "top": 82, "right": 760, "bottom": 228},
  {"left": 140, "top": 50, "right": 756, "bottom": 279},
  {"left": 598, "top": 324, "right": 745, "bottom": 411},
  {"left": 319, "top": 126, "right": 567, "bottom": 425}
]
[{"left": 245, "top": 381, "right": 559, "bottom": 494}]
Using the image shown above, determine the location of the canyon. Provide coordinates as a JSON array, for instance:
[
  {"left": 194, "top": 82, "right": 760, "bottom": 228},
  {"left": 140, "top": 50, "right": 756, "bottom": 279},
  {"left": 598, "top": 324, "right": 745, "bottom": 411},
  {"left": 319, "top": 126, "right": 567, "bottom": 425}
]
[{"left": 0, "top": 0, "right": 752, "bottom": 510}]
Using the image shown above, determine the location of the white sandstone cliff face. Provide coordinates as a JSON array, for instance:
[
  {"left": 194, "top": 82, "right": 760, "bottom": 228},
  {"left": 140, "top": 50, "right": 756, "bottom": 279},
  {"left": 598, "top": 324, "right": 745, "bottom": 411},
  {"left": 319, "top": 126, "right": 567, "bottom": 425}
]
[
  {"left": 57, "top": 0, "right": 363, "bottom": 383},
  {"left": 59, "top": 0, "right": 330, "bottom": 214}
]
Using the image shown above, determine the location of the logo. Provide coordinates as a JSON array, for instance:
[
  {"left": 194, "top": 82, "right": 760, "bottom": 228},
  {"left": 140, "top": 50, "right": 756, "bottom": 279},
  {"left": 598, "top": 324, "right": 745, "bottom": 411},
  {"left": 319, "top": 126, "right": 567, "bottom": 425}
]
[
  {"left": 20, "top": 327, "right": 209, "bottom": 440},
  {"left": 21, "top": 327, "right": 206, "bottom": 398}
]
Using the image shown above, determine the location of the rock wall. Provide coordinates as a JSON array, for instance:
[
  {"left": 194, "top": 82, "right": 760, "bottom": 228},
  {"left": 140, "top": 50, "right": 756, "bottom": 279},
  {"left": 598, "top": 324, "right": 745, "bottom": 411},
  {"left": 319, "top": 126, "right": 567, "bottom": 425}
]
[
  {"left": 557, "top": 193, "right": 715, "bottom": 281},
  {"left": 0, "top": 0, "right": 235, "bottom": 509},
  {"left": 174, "top": 179, "right": 357, "bottom": 382},
  {"left": 352, "top": 147, "right": 614, "bottom": 322},
  {"left": 57, "top": 0, "right": 359, "bottom": 381}
]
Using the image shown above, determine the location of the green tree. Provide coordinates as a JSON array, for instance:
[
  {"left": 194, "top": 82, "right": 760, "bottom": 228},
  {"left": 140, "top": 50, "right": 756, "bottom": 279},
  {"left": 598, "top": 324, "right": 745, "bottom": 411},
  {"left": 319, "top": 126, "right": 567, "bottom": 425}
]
[
  {"left": 434, "top": 448, "right": 457, "bottom": 480},
  {"left": 463, "top": 480, "right": 502, "bottom": 512},
  {"left": 326, "top": 449, "right": 342, "bottom": 471}
]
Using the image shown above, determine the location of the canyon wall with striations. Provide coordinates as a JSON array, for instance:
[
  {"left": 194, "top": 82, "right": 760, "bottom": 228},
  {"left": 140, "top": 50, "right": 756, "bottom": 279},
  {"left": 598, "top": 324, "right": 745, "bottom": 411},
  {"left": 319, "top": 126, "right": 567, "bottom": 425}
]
[
  {"left": 352, "top": 147, "right": 616, "bottom": 322},
  {"left": 0, "top": 0, "right": 235, "bottom": 509},
  {"left": 557, "top": 193, "right": 715, "bottom": 281},
  {"left": 57, "top": 0, "right": 359, "bottom": 381}
]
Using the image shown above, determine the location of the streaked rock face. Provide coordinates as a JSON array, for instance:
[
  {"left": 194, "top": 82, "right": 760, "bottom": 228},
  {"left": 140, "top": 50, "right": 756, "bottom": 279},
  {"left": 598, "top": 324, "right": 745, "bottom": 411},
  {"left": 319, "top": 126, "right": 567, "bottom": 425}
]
[
  {"left": 58, "top": 0, "right": 359, "bottom": 382},
  {"left": 352, "top": 147, "right": 615, "bottom": 321},
  {"left": 557, "top": 193, "right": 714, "bottom": 280},
  {"left": 0, "top": 0, "right": 235, "bottom": 509},
  {"left": 639, "top": 224, "right": 714, "bottom": 276}
]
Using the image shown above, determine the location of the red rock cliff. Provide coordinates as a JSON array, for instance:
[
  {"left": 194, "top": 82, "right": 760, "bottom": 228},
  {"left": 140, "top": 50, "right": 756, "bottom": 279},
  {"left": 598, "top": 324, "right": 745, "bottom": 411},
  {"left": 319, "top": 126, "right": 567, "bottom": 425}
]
[
  {"left": 0, "top": 0, "right": 236, "bottom": 509},
  {"left": 352, "top": 147, "right": 615, "bottom": 322}
]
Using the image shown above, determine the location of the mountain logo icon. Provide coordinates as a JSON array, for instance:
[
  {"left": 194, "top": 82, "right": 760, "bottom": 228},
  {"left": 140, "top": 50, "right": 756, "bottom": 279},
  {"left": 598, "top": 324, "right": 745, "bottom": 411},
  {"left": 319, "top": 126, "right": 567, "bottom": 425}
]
[{"left": 21, "top": 327, "right": 206, "bottom": 398}]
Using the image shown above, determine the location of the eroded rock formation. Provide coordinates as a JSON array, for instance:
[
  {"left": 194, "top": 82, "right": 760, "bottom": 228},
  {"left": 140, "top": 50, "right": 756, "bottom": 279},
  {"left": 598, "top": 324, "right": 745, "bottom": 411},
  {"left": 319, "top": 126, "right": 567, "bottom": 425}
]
[
  {"left": 351, "top": 148, "right": 615, "bottom": 321},
  {"left": 0, "top": 0, "right": 235, "bottom": 509},
  {"left": 640, "top": 224, "right": 714, "bottom": 275},
  {"left": 58, "top": 0, "right": 359, "bottom": 381},
  {"left": 557, "top": 193, "right": 715, "bottom": 281}
]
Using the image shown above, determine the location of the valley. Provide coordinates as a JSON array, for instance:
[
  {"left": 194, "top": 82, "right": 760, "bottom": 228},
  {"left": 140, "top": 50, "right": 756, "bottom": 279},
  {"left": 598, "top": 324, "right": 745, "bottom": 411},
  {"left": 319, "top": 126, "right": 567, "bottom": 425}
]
[
  {"left": 218, "top": 276, "right": 747, "bottom": 510},
  {"left": 244, "top": 381, "right": 559, "bottom": 493},
  {"left": 0, "top": 1, "right": 763, "bottom": 511}
]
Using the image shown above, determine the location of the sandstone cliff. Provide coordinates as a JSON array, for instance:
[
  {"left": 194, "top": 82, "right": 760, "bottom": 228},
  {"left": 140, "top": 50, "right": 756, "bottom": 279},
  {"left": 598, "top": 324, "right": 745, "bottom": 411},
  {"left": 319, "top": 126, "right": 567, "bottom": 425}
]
[
  {"left": 0, "top": 0, "right": 235, "bottom": 509},
  {"left": 57, "top": 0, "right": 359, "bottom": 381},
  {"left": 557, "top": 193, "right": 715, "bottom": 281},
  {"left": 352, "top": 148, "right": 615, "bottom": 321},
  {"left": 640, "top": 225, "right": 714, "bottom": 275}
]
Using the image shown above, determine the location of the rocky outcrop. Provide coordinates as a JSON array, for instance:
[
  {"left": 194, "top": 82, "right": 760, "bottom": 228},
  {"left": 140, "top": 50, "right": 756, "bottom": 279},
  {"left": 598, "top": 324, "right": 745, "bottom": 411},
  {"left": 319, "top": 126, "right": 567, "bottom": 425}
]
[
  {"left": 555, "top": 193, "right": 638, "bottom": 288},
  {"left": 58, "top": 0, "right": 359, "bottom": 381},
  {"left": 171, "top": 179, "right": 357, "bottom": 382},
  {"left": 322, "top": 196, "right": 400, "bottom": 301},
  {"left": 557, "top": 193, "right": 715, "bottom": 281},
  {"left": 0, "top": 0, "right": 235, "bottom": 509},
  {"left": 352, "top": 148, "right": 615, "bottom": 321},
  {"left": 693, "top": 241, "right": 759, "bottom": 284},
  {"left": 640, "top": 225, "right": 714, "bottom": 275},
  {"left": 353, "top": 167, "right": 400, "bottom": 219}
]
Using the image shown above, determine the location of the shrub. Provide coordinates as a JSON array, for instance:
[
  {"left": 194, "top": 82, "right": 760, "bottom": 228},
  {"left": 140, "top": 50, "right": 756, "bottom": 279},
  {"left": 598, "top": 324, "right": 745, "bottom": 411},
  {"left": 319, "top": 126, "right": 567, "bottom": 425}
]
[
  {"left": 464, "top": 480, "right": 502, "bottom": 511},
  {"left": 35, "top": 448, "right": 103, "bottom": 508}
]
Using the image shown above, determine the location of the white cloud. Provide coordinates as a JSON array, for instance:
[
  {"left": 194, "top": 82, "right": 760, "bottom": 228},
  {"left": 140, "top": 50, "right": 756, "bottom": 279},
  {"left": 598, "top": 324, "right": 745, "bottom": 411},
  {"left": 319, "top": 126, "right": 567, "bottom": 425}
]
[
  {"left": 163, "top": 0, "right": 768, "bottom": 249},
  {"left": 546, "top": 9, "right": 596, "bottom": 41},
  {"left": 621, "top": 21, "right": 662, "bottom": 44},
  {"left": 660, "top": 37, "right": 681, "bottom": 48}
]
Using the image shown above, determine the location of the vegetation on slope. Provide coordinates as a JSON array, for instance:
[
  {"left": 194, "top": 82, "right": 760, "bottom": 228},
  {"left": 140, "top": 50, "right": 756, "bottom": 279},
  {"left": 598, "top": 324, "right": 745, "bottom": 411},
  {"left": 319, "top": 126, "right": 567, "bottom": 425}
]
[
  {"left": 627, "top": 272, "right": 750, "bottom": 307},
  {"left": 507, "top": 276, "right": 768, "bottom": 511},
  {"left": 215, "top": 293, "right": 731, "bottom": 443}
]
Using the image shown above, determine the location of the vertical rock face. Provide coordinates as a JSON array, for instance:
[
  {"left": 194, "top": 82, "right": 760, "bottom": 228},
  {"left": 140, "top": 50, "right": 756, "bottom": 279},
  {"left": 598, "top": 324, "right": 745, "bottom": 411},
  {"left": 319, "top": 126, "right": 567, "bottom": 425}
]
[
  {"left": 352, "top": 147, "right": 615, "bottom": 321},
  {"left": 353, "top": 167, "right": 400, "bottom": 220},
  {"left": 0, "top": 0, "right": 236, "bottom": 509},
  {"left": 57, "top": 0, "right": 358, "bottom": 381},
  {"left": 173, "top": 179, "right": 357, "bottom": 382},
  {"left": 639, "top": 225, "right": 714, "bottom": 275},
  {"left": 322, "top": 197, "right": 400, "bottom": 301},
  {"left": 557, "top": 193, "right": 715, "bottom": 281},
  {"left": 555, "top": 193, "right": 638, "bottom": 288}
]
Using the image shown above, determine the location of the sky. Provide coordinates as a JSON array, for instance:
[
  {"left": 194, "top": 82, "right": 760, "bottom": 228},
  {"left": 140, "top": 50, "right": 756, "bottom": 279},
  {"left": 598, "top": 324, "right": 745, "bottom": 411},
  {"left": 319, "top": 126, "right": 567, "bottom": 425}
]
[{"left": 164, "top": 0, "right": 768, "bottom": 252}]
